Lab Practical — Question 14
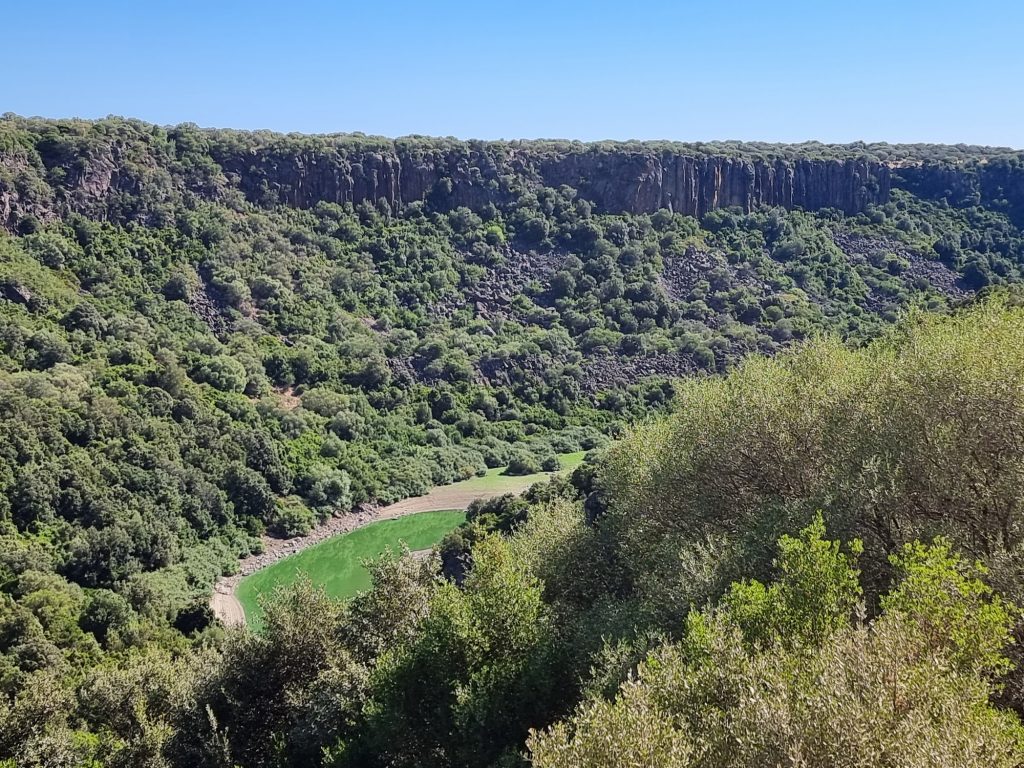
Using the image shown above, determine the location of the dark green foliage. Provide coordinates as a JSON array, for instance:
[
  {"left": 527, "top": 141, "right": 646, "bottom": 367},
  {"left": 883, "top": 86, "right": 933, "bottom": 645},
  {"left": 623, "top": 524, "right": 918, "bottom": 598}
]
[
  {"left": 2, "top": 117, "right": 1024, "bottom": 766},
  {"left": 529, "top": 523, "right": 1023, "bottom": 768},
  {"left": 505, "top": 451, "right": 543, "bottom": 476}
]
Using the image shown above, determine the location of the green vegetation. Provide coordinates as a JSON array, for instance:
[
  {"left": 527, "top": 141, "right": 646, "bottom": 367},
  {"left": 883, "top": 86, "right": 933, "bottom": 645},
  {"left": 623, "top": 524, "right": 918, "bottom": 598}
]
[
  {"left": 528, "top": 520, "right": 1024, "bottom": 768},
  {"left": 238, "top": 451, "right": 586, "bottom": 625},
  {"left": 599, "top": 297, "right": 1024, "bottom": 620},
  {"left": 3, "top": 296, "right": 1021, "bottom": 767},
  {"left": 238, "top": 510, "right": 467, "bottom": 625},
  {"left": 2, "top": 116, "right": 1024, "bottom": 766},
  {"left": 457, "top": 451, "right": 585, "bottom": 491}
]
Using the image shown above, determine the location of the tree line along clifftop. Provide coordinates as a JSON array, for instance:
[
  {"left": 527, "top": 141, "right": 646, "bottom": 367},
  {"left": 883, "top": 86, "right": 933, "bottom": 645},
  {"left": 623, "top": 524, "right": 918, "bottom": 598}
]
[{"left": 2, "top": 115, "right": 1023, "bottom": 232}]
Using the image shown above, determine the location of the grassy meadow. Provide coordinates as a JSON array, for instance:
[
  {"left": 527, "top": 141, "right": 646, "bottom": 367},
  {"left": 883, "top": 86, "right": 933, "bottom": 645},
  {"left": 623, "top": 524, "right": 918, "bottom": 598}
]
[
  {"left": 237, "top": 509, "right": 467, "bottom": 626},
  {"left": 237, "top": 451, "right": 587, "bottom": 625}
]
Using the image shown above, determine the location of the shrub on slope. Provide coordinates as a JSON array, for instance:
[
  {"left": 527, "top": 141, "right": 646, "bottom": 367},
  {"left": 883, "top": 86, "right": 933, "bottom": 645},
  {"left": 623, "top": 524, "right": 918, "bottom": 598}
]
[{"left": 601, "top": 296, "right": 1024, "bottom": 620}]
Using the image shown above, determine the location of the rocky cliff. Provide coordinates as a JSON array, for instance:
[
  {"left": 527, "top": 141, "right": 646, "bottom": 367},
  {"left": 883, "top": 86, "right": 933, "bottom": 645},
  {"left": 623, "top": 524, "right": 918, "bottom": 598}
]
[
  {"left": 210, "top": 142, "right": 890, "bottom": 217},
  {"left": 895, "top": 158, "right": 1024, "bottom": 222},
  {"left": 3, "top": 116, "right": 1023, "bottom": 232},
  {"left": 534, "top": 151, "right": 888, "bottom": 216}
]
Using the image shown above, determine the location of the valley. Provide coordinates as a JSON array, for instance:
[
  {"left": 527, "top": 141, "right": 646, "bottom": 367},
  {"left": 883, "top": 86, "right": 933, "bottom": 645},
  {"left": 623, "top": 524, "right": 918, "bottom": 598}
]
[
  {"left": 1, "top": 115, "right": 1023, "bottom": 767},
  {"left": 214, "top": 452, "right": 586, "bottom": 625}
]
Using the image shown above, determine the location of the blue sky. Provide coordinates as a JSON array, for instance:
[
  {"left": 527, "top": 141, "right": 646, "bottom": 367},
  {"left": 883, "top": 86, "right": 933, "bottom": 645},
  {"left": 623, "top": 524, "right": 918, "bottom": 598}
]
[{"left": 4, "top": 0, "right": 1022, "bottom": 147}]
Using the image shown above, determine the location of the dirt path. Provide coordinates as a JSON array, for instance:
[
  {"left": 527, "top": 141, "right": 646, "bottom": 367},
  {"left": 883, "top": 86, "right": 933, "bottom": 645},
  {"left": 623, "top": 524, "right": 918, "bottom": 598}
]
[
  {"left": 210, "top": 590, "right": 245, "bottom": 625},
  {"left": 209, "top": 470, "right": 557, "bottom": 626}
]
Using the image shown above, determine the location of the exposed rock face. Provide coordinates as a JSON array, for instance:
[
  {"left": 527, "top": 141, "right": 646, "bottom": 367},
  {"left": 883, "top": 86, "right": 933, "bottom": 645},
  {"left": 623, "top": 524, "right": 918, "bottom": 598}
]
[
  {"left": 0, "top": 130, "right": 174, "bottom": 230},
  {"left": 212, "top": 144, "right": 891, "bottom": 217},
  {"left": 0, "top": 188, "right": 14, "bottom": 230},
  {"left": 209, "top": 143, "right": 510, "bottom": 213},
  {"left": 896, "top": 160, "right": 1024, "bottom": 222},
  {"left": 0, "top": 280, "right": 33, "bottom": 306},
  {"left": 5, "top": 117, "right": 1024, "bottom": 233},
  {"left": 534, "top": 152, "right": 888, "bottom": 216},
  {"left": 0, "top": 153, "right": 54, "bottom": 231}
]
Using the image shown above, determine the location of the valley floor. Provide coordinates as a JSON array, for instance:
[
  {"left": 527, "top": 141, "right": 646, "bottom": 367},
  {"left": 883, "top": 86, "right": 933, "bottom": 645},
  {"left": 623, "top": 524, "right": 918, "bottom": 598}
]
[{"left": 211, "top": 453, "right": 586, "bottom": 625}]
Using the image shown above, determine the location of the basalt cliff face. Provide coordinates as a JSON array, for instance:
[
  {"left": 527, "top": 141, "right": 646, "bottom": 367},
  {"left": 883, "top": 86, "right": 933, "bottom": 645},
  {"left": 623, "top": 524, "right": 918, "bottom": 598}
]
[
  {"left": 1, "top": 116, "right": 1022, "bottom": 232},
  {"left": 211, "top": 144, "right": 890, "bottom": 217},
  {"left": 534, "top": 152, "right": 888, "bottom": 216}
]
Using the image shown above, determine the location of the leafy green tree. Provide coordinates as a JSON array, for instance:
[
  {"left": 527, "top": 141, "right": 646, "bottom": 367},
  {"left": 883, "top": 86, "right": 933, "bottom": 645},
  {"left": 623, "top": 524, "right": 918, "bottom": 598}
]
[
  {"left": 79, "top": 589, "right": 132, "bottom": 646},
  {"left": 529, "top": 533, "right": 1024, "bottom": 768},
  {"left": 361, "top": 537, "right": 551, "bottom": 767},
  {"left": 224, "top": 465, "right": 276, "bottom": 524},
  {"left": 723, "top": 513, "right": 863, "bottom": 648}
]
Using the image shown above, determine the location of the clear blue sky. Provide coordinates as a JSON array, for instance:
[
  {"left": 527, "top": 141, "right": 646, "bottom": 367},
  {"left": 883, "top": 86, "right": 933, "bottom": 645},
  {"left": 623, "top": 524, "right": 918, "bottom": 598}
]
[{"left": 4, "top": 0, "right": 1022, "bottom": 147}]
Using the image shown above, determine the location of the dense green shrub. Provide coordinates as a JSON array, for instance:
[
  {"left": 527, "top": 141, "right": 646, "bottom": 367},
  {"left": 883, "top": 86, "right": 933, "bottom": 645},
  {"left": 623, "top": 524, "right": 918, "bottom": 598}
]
[
  {"left": 2, "top": 116, "right": 1024, "bottom": 767},
  {"left": 602, "top": 298, "right": 1024, "bottom": 620},
  {"left": 505, "top": 450, "right": 543, "bottom": 476},
  {"left": 528, "top": 522, "right": 1023, "bottom": 768}
]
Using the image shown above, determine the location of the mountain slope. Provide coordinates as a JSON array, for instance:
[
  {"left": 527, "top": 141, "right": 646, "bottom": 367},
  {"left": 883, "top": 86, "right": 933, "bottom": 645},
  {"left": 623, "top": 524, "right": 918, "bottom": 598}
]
[{"left": 1, "top": 117, "right": 1024, "bottom": 766}]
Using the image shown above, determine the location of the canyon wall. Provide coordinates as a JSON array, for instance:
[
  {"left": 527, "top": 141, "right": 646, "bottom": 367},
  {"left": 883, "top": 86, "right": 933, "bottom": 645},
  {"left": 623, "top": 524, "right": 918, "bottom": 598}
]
[
  {"left": 209, "top": 142, "right": 890, "bottom": 217},
  {"left": 3, "top": 117, "right": 1023, "bottom": 232}
]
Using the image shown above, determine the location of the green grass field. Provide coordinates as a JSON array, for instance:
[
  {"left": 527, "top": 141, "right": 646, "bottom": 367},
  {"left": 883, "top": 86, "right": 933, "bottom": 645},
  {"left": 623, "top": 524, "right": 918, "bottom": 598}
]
[
  {"left": 455, "top": 450, "right": 586, "bottom": 493},
  {"left": 237, "top": 509, "right": 467, "bottom": 628},
  {"left": 236, "top": 451, "right": 588, "bottom": 627}
]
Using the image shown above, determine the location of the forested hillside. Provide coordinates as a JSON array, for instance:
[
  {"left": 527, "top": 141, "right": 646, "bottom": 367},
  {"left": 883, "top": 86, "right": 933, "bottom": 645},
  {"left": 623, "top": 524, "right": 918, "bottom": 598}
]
[{"left": 2, "top": 116, "right": 1024, "bottom": 767}]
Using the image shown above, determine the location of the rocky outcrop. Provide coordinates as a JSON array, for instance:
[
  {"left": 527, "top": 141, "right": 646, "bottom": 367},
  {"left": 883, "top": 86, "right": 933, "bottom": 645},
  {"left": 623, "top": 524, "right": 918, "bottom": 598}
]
[
  {"left": 209, "top": 142, "right": 509, "bottom": 213},
  {"left": 832, "top": 230, "right": 971, "bottom": 307},
  {"left": 6, "top": 116, "right": 1024, "bottom": 232},
  {"left": 534, "top": 151, "right": 888, "bottom": 216},
  {"left": 896, "top": 159, "right": 1024, "bottom": 222},
  {"left": 0, "top": 127, "right": 175, "bottom": 229},
  {"left": 0, "top": 152, "right": 56, "bottom": 231},
  {"left": 0, "top": 186, "right": 16, "bottom": 231},
  {"left": 211, "top": 142, "right": 891, "bottom": 217}
]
